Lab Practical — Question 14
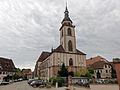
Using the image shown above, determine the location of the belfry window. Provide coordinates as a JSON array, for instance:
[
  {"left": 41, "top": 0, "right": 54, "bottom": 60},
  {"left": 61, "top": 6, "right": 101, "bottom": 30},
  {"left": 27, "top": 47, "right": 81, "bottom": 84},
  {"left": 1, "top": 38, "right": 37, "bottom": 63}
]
[
  {"left": 68, "top": 28, "right": 72, "bottom": 36},
  {"left": 69, "top": 58, "right": 73, "bottom": 66},
  {"left": 68, "top": 40, "right": 73, "bottom": 51}
]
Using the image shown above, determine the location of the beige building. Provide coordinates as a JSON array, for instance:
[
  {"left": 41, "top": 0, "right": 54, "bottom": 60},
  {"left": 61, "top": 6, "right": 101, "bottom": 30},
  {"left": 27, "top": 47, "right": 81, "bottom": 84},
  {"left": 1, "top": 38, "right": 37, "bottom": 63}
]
[
  {"left": 92, "top": 61, "right": 112, "bottom": 78},
  {"left": 22, "top": 69, "right": 32, "bottom": 79},
  {"left": 0, "top": 57, "right": 16, "bottom": 81},
  {"left": 34, "top": 6, "right": 86, "bottom": 79},
  {"left": 87, "top": 56, "right": 112, "bottom": 78}
]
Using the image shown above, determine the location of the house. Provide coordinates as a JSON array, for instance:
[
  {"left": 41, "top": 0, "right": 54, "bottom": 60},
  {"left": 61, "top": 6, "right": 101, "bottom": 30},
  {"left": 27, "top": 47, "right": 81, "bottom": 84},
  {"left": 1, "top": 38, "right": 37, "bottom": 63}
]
[
  {"left": 86, "top": 55, "right": 108, "bottom": 68},
  {"left": 22, "top": 69, "right": 32, "bottom": 79},
  {"left": 34, "top": 6, "right": 86, "bottom": 79},
  {"left": 87, "top": 56, "right": 112, "bottom": 79},
  {"left": 0, "top": 57, "right": 16, "bottom": 80},
  {"left": 91, "top": 61, "right": 112, "bottom": 78}
]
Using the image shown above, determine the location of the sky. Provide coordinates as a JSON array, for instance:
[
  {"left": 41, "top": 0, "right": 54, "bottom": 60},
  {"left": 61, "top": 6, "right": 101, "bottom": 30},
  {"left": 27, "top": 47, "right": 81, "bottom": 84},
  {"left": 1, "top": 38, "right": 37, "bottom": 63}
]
[{"left": 0, "top": 0, "right": 120, "bottom": 70}]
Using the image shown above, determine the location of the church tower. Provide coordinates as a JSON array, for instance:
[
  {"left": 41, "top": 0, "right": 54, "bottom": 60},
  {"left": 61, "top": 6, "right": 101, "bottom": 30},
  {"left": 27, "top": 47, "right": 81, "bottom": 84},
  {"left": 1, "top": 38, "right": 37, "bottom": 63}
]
[{"left": 59, "top": 5, "right": 76, "bottom": 53}]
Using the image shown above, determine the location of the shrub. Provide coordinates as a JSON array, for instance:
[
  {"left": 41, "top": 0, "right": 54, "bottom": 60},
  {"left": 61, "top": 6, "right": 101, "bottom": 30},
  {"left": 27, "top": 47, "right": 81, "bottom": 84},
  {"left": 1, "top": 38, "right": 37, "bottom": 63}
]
[{"left": 49, "top": 77, "right": 64, "bottom": 87}]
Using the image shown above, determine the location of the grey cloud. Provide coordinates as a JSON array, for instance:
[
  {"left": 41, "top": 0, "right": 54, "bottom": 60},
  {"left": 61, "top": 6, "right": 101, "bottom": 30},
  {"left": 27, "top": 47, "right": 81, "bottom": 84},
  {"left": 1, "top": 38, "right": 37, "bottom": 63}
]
[{"left": 0, "top": 0, "right": 120, "bottom": 70}]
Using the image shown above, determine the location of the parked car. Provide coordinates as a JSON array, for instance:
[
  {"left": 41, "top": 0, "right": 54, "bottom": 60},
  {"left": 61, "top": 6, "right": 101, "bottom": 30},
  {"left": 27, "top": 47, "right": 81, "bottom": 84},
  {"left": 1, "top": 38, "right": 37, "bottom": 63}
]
[
  {"left": 30, "top": 80, "right": 44, "bottom": 87},
  {"left": 0, "top": 80, "right": 9, "bottom": 85},
  {"left": 77, "top": 78, "right": 90, "bottom": 88},
  {"left": 28, "top": 79, "right": 36, "bottom": 85},
  {"left": 96, "top": 79, "right": 102, "bottom": 84},
  {"left": 18, "top": 78, "right": 23, "bottom": 81}
]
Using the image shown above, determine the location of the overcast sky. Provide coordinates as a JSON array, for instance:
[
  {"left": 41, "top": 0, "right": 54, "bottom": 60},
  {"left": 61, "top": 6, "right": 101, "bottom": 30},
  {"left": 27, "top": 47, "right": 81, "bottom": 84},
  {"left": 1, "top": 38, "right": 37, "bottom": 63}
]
[{"left": 0, "top": 0, "right": 120, "bottom": 70}]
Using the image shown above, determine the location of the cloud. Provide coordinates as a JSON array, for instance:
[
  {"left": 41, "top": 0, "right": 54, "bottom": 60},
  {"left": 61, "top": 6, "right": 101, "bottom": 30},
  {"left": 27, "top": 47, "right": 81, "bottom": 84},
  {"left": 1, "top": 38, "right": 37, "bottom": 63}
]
[{"left": 0, "top": 0, "right": 120, "bottom": 70}]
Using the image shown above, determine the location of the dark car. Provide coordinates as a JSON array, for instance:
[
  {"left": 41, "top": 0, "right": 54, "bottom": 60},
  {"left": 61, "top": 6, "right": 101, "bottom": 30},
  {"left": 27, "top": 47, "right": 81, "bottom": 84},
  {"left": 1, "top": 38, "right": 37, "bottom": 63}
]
[
  {"left": 28, "top": 79, "right": 36, "bottom": 85},
  {"left": 77, "top": 78, "right": 90, "bottom": 88},
  {"left": 30, "top": 80, "right": 44, "bottom": 87}
]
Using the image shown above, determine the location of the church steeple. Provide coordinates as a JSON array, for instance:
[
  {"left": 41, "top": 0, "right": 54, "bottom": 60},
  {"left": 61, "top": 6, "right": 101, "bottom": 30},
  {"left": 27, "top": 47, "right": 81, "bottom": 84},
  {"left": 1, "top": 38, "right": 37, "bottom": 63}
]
[
  {"left": 60, "top": 5, "right": 76, "bottom": 53},
  {"left": 62, "top": 3, "right": 72, "bottom": 24},
  {"left": 64, "top": 4, "right": 69, "bottom": 17}
]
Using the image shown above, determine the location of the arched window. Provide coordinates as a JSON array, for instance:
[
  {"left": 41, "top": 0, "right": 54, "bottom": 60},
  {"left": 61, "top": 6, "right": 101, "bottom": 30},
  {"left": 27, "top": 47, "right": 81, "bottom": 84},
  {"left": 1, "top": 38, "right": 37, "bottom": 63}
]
[
  {"left": 68, "top": 40, "right": 73, "bottom": 51},
  {"left": 68, "top": 28, "right": 72, "bottom": 36},
  {"left": 69, "top": 58, "right": 73, "bottom": 66}
]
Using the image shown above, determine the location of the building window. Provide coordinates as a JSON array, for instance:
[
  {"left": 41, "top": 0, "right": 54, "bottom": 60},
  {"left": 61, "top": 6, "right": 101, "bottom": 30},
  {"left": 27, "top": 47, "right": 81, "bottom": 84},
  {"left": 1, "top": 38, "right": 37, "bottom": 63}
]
[
  {"left": 108, "top": 65, "right": 111, "bottom": 68},
  {"left": 106, "top": 70, "right": 108, "bottom": 73},
  {"left": 105, "top": 65, "right": 107, "bottom": 68},
  {"left": 69, "top": 58, "right": 73, "bottom": 66},
  {"left": 68, "top": 28, "right": 72, "bottom": 36},
  {"left": 0, "top": 72, "right": 1, "bottom": 74},
  {"left": 68, "top": 40, "right": 73, "bottom": 51}
]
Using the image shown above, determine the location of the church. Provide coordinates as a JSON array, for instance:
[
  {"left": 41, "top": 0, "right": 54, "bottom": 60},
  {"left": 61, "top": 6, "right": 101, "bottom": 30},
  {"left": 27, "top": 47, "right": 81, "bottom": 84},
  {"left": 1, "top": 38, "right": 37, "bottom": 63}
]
[{"left": 34, "top": 6, "right": 86, "bottom": 79}]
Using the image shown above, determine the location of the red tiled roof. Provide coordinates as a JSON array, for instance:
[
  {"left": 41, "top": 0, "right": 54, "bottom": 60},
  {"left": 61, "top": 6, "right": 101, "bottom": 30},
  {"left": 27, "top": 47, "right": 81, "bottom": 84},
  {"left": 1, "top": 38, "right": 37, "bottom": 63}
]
[
  {"left": 53, "top": 45, "right": 86, "bottom": 55},
  {"left": 0, "top": 57, "right": 16, "bottom": 72},
  {"left": 37, "top": 45, "right": 86, "bottom": 63},
  {"left": 86, "top": 55, "right": 109, "bottom": 67},
  {"left": 90, "top": 61, "right": 109, "bottom": 69},
  {"left": 109, "top": 62, "right": 115, "bottom": 69},
  {"left": 76, "top": 49, "right": 86, "bottom": 55},
  {"left": 37, "top": 52, "right": 50, "bottom": 62},
  {"left": 53, "top": 45, "right": 65, "bottom": 52}
]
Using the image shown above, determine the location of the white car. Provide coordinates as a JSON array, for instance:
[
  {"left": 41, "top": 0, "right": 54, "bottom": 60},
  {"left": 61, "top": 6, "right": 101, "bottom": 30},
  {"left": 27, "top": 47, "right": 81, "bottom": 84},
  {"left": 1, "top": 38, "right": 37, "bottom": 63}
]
[{"left": 0, "top": 80, "right": 9, "bottom": 85}]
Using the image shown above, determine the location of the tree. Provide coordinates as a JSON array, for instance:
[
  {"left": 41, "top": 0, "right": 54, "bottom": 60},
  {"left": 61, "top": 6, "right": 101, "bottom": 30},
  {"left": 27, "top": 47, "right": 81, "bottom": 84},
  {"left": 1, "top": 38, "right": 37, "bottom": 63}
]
[
  {"left": 85, "top": 68, "right": 94, "bottom": 78},
  {"left": 49, "top": 76, "right": 64, "bottom": 87},
  {"left": 16, "top": 68, "right": 23, "bottom": 78},
  {"left": 58, "top": 63, "right": 68, "bottom": 77},
  {"left": 75, "top": 68, "right": 94, "bottom": 78},
  {"left": 13, "top": 73, "right": 19, "bottom": 80},
  {"left": 74, "top": 68, "right": 87, "bottom": 77},
  {"left": 3, "top": 75, "right": 12, "bottom": 82},
  {"left": 88, "top": 68, "right": 94, "bottom": 75}
]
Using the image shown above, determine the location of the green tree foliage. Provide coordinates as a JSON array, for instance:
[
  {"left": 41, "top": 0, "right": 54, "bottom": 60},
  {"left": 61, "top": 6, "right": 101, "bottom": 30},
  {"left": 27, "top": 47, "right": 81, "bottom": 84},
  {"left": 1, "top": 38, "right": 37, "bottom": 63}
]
[
  {"left": 49, "top": 77, "right": 64, "bottom": 87},
  {"left": 88, "top": 68, "right": 94, "bottom": 74},
  {"left": 74, "top": 68, "right": 87, "bottom": 77},
  {"left": 3, "top": 75, "right": 12, "bottom": 82},
  {"left": 13, "top": 73, "right": 20, "bottom": 80},
  {"left": 16, "top": 68, "right": 22, "bottom": 77},
  {"left": 58, "top": 63, "right": 68, "bottom": 77},
  {"left": 75, "top": 68, "right": 94, "bottom": 78},
  {"left": 13, "top": 68, "right": 23, "bottom": 80}
]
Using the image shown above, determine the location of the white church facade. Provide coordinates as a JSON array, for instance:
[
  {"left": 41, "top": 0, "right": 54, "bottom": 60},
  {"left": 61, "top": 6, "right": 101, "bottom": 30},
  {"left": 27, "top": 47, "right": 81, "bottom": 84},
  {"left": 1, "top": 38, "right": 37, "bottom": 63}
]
[{"left": 34, "top": 6, "right": 86, "bottom": 79}]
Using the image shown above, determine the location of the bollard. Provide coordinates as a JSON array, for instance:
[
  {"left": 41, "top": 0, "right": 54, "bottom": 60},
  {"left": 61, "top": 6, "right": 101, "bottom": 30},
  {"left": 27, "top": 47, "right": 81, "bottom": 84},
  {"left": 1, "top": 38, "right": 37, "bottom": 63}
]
[{"left": 56, "top": 82, "right": 58, "bottom": 88}]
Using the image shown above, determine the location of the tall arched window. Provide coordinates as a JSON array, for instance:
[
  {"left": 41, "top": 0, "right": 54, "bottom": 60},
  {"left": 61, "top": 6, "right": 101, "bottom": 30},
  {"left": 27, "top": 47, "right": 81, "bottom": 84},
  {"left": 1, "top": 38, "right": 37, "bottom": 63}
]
[
  {"left": 69, "top": 58, "right": 73, "bottom": 66},
  {"left": 68, "top": 40, "right": 73, "bottom": 51},
  {"left": 68, "top": 28, "right": 72, "bottom": 36}
]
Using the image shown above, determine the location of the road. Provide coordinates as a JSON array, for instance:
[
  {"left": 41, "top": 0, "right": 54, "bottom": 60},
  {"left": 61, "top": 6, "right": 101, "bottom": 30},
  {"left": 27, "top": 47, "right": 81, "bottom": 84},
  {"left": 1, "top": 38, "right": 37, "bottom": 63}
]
[{"left": 0, "top": 81, "right": 119, "bottom": 90}]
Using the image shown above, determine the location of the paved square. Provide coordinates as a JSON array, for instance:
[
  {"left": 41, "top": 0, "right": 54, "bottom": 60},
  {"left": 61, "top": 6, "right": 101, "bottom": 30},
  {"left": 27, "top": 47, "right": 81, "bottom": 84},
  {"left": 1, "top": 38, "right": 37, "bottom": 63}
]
[{"left": 0, "top": 81, "right": 119, "bottom": 90}]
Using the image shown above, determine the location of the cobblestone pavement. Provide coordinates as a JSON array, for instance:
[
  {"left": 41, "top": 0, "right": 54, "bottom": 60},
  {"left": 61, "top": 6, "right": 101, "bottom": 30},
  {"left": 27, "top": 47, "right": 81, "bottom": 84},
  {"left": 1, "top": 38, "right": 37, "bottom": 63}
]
[{"left": 0, "top": 81, "right": 119, "bottom": 90}]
